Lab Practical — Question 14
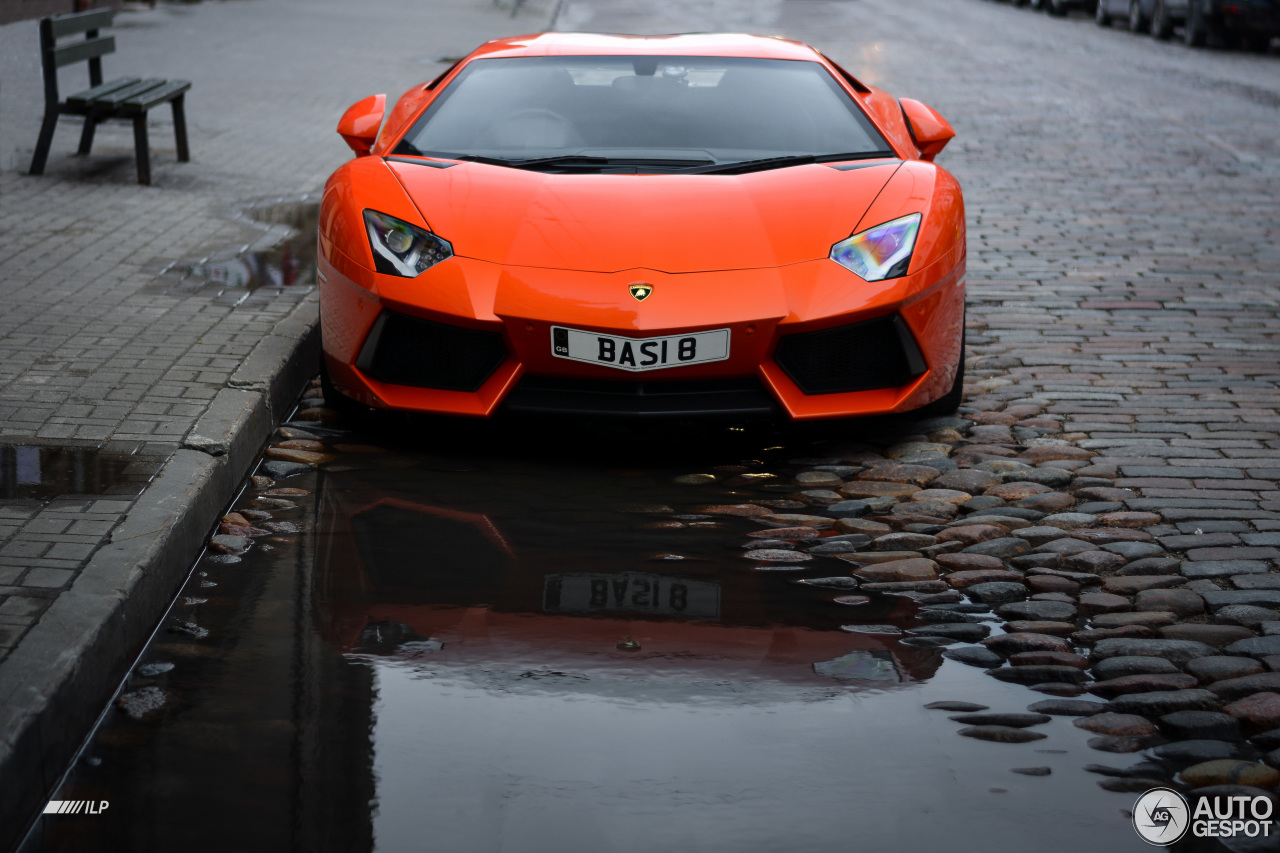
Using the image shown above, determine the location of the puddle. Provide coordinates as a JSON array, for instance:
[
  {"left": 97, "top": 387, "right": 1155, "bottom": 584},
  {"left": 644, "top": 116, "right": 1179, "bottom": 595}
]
[
  {"left": 19, "top": 418, "right": 1145, "bottom": 852},
  {"left": 0, "top": 445, "right": 160, "bottom": 500},
  {"left": 144, "top": 199, "right": 318, "bottom": 305}
]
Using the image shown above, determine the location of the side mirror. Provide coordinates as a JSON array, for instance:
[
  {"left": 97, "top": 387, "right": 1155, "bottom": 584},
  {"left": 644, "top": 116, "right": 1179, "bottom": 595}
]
[
  {"left": 337, "top": 94, "right": 386, "bottom": 157},
  {"left": 899, "top": 98, "right": 955, "bottom": 162}
]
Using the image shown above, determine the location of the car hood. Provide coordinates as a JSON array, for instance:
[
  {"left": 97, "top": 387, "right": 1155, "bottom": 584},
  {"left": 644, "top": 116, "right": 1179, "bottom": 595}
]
[{"left": 387, "top": 159, "right": 901, "bottom": 274}]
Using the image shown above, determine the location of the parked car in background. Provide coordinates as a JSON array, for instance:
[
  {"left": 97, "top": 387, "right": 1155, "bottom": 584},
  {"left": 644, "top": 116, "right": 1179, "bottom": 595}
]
[
  {"left": 1096, "top": 0, "right": 1276, "bottom": 44},
  {"left": 1096, "top": 0, "right": 1166, "bottom": 32},
  {"left": 1147, "top": 0, "right": 1185, "bottom": 37},
  {"left": 1094, "top": 0, "right": 1188, "bottom": 38},
  {"left": 1042, "top": 0, "right": 1277, "bottom": 48},
  {"left": 1030, "top": 0, "right": 1098, "bottom": 16},
  {"left": 1176, "top": 0, "right": 1279, "bottom": 48}
]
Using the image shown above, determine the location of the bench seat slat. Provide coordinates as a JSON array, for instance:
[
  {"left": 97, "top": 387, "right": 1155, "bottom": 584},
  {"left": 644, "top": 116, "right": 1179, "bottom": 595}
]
[
  {"left": 65, "top": 77, "right": 142, "bottom": 108},
  {"left": 51, "top": 35, "right": 115, "bottom": 68},
  {"left": 49, "top": 8, "right": 114, "bottom": 38},
  {"left": 120, "top": 80, "right": 191, "bottom": 114},
  {"left": 83, "top": 78, "right": 167, "bottom": 109}
]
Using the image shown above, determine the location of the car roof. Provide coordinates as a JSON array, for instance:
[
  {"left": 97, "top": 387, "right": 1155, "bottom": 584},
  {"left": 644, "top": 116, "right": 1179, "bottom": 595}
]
[{"left": 465, "top": 32, "right": 825, "bottom": 62}]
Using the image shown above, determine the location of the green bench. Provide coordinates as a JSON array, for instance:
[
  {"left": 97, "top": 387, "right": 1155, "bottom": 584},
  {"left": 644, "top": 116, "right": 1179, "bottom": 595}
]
[{"left": 29, "top": 8, "right": 190, "bottom": 185}]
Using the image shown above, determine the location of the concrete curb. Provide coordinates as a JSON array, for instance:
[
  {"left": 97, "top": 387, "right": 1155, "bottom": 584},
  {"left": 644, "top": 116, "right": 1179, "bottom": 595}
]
[{"left": 0, "top": 291, "right": 319, "bottom": 851}]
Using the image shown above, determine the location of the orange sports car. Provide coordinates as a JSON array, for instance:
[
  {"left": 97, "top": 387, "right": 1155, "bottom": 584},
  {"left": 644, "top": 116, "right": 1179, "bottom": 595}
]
[{"left": 318, "top": 33, "right": 965, "bottom": 421}]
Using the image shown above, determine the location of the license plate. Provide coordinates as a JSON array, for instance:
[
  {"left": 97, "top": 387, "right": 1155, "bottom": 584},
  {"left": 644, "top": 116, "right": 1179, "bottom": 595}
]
[
  {"left": 550, "top": 326, "right": 730, "bottom": 372},
  {"left": 543, "top": 572, "right": 721, "bottom": 619}
]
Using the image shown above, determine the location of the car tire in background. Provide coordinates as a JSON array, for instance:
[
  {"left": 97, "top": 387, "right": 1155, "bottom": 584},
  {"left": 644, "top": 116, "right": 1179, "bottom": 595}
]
[
  {"left": 1097, "top": 0, "right": 1112, "bottom": 25},
  {"left": 1151, "top": 0, "right": 1175, "bottom": 37},
  {"left": 1241, "top": 33, "right": 1273, "bottom": 52},
  {"left": 1047, "top": 0, "right": 1069, "bottom": 17},
  {"left": 1185, "top": 0, "right": 1210, "bottom": 45},
  {"left": 1029, "top": 0, "right": 1044, "bottom": 11},
  {"left": 1129, "top": 0, "right": 1149, "bottom": 32}
]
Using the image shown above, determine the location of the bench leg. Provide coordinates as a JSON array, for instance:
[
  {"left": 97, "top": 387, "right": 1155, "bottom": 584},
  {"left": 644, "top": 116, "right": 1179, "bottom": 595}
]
[
  {"left": 77, "top": 116, "right": 98, "bottom": 156},
  {"left": 171, "top": 95, "right": 189, "bottom": 163},
  {"left": 29, "top": 109, "right": 59, "bottom": 176},
  {"left": 132, "top": 115, "right": 151, "bottom": 186}
]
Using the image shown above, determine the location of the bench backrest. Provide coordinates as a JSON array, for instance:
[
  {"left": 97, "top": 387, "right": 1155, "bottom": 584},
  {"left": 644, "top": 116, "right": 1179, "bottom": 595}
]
[{"left": 39, "top": 8, "right": 116, "bottom": 105}]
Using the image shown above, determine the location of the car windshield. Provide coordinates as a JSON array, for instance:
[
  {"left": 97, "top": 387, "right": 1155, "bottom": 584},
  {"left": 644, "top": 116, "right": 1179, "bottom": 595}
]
[{"left": 394, "top": 55, "right": 894, "bottom": 171}]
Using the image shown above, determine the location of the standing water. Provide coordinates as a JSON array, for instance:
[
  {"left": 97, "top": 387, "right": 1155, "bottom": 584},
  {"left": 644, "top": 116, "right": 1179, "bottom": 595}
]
[{"left": 19, "top": 414, "right": 1151, "bottom": 852}]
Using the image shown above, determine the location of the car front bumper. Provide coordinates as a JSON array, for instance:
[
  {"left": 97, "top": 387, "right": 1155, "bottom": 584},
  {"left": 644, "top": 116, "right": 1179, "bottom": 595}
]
[{"left": 318, "top": 242, "right": 965, "bottom": 421}]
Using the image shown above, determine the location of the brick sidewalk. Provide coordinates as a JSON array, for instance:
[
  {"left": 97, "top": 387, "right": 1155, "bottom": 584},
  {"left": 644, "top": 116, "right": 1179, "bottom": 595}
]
[
  {"left": 0, "top": 0, "right": 558, "bottom": 843},
  {"left": 0, "top": 0, "right": 557, "bottom": 654}
]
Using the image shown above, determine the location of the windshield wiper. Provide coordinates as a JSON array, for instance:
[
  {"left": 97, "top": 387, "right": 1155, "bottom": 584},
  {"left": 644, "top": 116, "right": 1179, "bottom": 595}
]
[
  {"left": 456, "top": 154, "right": 610, "bottom": 168},
  {"left": 453, "top": 154, "right": 715, "bottom": 171},
  {"left": 683, "top": 151, "right": 895, "bottom": 175}
]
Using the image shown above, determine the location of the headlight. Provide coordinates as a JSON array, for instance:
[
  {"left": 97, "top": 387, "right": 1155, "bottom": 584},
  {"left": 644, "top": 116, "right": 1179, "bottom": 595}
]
[
  {"left": 829, "top": 213, "right": 922, "bottom": 282},
  {"left": 363, "top": 210, "right": 452, "bottom": 277}
]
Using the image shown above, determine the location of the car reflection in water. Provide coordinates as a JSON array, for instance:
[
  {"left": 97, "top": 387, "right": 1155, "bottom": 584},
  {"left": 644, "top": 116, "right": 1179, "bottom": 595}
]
[
  {"left": 23, "top": 457, "right": 949, "bottom": 853},
  {"left": 313, "top": 469, "right": 942, "bottom": 691}
]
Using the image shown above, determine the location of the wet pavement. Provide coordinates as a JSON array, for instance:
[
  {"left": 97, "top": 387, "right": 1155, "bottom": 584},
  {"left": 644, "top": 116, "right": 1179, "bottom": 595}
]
[
  {"left": 143, "top": 201, "right": 320, "bottom": 306},
  {"left": 19, "top": 410, "right": 1148, "bottom": 853},
  {"left": 0, "top": 446, "right": 160, "bottom": 501}
]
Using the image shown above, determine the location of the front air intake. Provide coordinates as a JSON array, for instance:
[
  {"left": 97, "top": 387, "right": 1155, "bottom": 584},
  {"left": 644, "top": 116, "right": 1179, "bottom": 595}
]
[
  {"left": 773, "top": 314, "right": 926, "bottom": 395},
  {"left": 355, "top": 310, "right": 507, "bottom": 392}
]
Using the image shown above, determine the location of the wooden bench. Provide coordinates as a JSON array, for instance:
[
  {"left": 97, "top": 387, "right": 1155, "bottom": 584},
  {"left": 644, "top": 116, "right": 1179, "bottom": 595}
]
[{"left": 29, "top": 8, "right": 190, "bottom": 185}]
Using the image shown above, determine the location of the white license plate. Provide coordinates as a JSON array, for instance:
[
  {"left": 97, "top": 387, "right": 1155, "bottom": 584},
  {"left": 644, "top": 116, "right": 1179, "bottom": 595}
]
[{"left": 550, "top": 326, "right": 730, "bottom": 372}]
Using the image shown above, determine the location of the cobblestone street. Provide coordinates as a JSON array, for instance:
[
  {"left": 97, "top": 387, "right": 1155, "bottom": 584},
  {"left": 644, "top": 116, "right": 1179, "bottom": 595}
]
[
  {"left": 761, "top": 0, "right": 1280, "bottom": 549},
  {"left": 565, "top": 0, "right": 1280, "bottom": 503}
]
